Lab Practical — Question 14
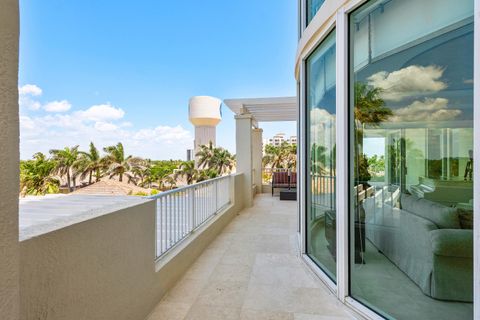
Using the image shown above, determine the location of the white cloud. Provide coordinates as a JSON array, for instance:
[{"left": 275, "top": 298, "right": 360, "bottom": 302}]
[
  {"left": 391, "top": 98, "right": 461, "bottom": 122},
  {"left": 77, "top": 103, "right": 125, "bottom": 121},
  {"left": 20, "top": 112, "right": 193, "bottom": 160},
  {"left": 19, "top": 96, "right": 41, "bottom": 110},
  {"left": 120, "top": 121, "right": 133, "bottom": 128},
  {"left": 19, "top": 84, "right": 42, "bottom": 96},
  {"left": 20, "top": 116, "right": 35, "bottom": 130},
  {"left": 44, "top": 100, "right": 72, "bottom": 112},
  {"left": 18, "top": 85, "right": 193, "bottom": 159},
  {"left": 309, "top": 108, "right": 336, "bottom": 149},
  {"left": 367, "top": 65, "right": 447, "bottom": 102},
  {"left": 133, "top": 125, "right": 191, "bottom": 144},
  {"left": 94, "top": 121, "right": 118, "bottom": 132}
]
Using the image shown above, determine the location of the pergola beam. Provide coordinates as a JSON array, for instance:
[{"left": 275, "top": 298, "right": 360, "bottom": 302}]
[{"left": 224, "top": 96, "right": 297, "bottom": 123}]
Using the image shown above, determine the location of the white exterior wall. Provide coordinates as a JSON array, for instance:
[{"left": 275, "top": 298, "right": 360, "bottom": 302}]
[
  {"left": 20, "top": 175, "right": 245, "bottom": 320},
  {"left": 235, "top": 114, "right": 254, "bottom": 207},
  {"left": 0, "top": 0, "right": 20, "bottom": 319},
  {"left": 252, "top": 128, "right": 263, "bottom": 193}
]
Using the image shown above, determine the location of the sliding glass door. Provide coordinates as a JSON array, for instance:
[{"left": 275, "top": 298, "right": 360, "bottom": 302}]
[
  {"left": 348, "top": 0, "right": 474, "bottom": 319},
  {"left": 305, "top": 30, "right": 337, "bottom": 281}
]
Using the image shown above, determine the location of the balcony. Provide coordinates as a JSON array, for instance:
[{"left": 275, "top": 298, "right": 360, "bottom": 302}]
[
  {"left": 146, "top": 194, "right": 354, "bottom": 320},
  {"left": 18, "top": 173, "right": 356, "bottom": 320}
]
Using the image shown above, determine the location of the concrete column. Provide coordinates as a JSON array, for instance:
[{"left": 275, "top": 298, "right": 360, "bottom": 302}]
[
  {"left": 235, "top": 114, "right": 253, "bottom": 207},
  {"left": 252, "top": 128, "right": 263, "bottom": 194},
  {"left": 0, "top": 0, "right": 20, "bottom": 319}
]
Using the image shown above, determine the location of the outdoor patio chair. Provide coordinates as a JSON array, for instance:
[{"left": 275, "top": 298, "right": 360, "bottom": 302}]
[{"left": 272, "top": 171, "right": 290, "bottom": 196}]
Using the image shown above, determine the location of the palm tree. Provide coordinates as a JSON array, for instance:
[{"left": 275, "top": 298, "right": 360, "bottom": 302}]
[
  {"left": 263, "top": 142, "right": 296, "bottom": 169},
  {"left": 196, "top": 142, "right": 215, "bottom": 169},
  {"left": 284, "top": 143, "right": 297, "bottom": 170},
  {"left": 77, "top": 142, "right": 104, "bottom": 184},
  {"left": 196, "top": 168, "right": 220, "bottom": 182},
  {"left": 20, "top": 152, "right": 60, "bottom": 196},
  {"left": 50, "top": 145, "right": 80, "bottom": 192},
  {"left": 211, "top": 148, "right": 235, "bottom": 174},
  {"left": 132, "top": 165, "right": 152, "bottom": 187},
  {"left": 160, "top": 174, "right": 177, "bottom": 190},
  {"left": 174, "top": 161, "right": 198, "bottom": 185},
  {"left": 263, "top": 144, "right": 285, "bottom": 169},
  {"left": 195, "top": 143, "right": 235, "bottom": 176},
  {"left": 102, "top": 142, "right": 144, "bottom": 183}
]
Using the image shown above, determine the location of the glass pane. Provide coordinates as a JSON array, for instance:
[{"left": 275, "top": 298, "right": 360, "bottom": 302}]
[
  {"left": 349, "top": 0, "right": 474, "bottom": 319},
  {"left": 306, "top": 30, "right": 336, "bottom": 281},
  {"left": 307, "top": 0, "right": 325, "bottom": 25}
]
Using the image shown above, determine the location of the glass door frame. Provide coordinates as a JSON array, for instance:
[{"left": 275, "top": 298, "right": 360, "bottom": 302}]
[
  {"left": 299, "top": 12, "right": 338, "bottom": 293},
  {"left": 298, "top": 0, "right": 480, "bottom": 319},
  {"left": 474, "top": 0, "right": 480, "bottom": 317}
]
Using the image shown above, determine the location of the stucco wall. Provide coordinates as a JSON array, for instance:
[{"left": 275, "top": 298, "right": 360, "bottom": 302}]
[
  {"left": 20, "top": 174, "right": 244, "bottom": 320},
  {"left": 0, "top": 0, "right": 20, "bottom": 319}
]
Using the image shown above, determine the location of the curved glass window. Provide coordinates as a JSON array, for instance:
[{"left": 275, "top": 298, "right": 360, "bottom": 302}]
[
  {"left": 307, "top": 0, "right": 325, "bottom": 25},
  {"left": 349, "top": 0, "right": 474, "bottom": 319},
  {"left": 306, "top": 30, "right": 336, "bottom": 281}
]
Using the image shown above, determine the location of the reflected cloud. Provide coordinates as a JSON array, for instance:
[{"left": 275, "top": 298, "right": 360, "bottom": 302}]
[
  {"left": 310, "top": 108, "right": 335, "bottom": 125},
  {"left": 367, "top": 65, "right": 447, "bottom": 102},
  {"left": 310, "top": 108, "right": 336, "bottom": 148},
  {"left": 390, "top": 98, "right": 461, "bottom": 122}
]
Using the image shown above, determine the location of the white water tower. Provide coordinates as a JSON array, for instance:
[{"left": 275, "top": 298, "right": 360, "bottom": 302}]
[{"left": 189, "top": 96, "right": 222, "bottom": 164}]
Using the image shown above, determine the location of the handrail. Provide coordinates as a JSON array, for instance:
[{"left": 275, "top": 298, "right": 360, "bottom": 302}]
[
  {"left": 147, "top": 174, "right": 232, "bottom": 199},
  {"left": 149, "top": 174, "right": 233, "bottom": 259}
]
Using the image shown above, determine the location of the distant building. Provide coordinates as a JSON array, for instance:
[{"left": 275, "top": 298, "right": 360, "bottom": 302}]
[
  {"left": 263, "top": 133, "right": 297, "bottom": 154},
  {"left": 264, "top": 133, "right": 297, "bottom": 147},
  {"left": 186, "top": 149, "right": 194, "bottom": 161}
]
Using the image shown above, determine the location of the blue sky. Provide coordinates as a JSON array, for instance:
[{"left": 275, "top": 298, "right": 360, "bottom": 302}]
[{"left": 19, "top": 1, "right": 298, "bottom": 160}]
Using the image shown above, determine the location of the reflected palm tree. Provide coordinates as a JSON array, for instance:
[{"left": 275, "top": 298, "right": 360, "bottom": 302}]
[
  {"left": 353, "top": 82, "right": 392, "bottom": 185},
  {"left": 354, "top": 82, "right": 392, "bottom": 125}
]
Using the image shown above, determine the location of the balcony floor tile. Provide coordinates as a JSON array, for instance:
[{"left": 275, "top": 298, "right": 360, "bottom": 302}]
[{"left": 146, "top": 194, "right": 357, "bottom": 320}]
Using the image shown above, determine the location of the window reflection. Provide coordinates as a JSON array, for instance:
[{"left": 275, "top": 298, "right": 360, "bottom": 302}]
[
  {"left": 349, "top": 0, "right": 474, "bottom": 319},
  {"left": 306, "top": 30, "right": 337, "bottom": 281},
  {"left": 307, "top": 0, "right": 325, "bottom": 25}
]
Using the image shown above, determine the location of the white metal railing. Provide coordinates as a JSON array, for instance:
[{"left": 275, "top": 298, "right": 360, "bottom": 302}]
[
  {"left": 311, "top": 175, "right": 336, "bottom": 217},
  {"left": 148, "top": 175, "right": 232, "bottom": 259}
]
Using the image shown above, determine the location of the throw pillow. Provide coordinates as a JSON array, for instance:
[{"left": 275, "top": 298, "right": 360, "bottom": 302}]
[{"left": 458, "top": 208, "right": 474, "bottom": 229}]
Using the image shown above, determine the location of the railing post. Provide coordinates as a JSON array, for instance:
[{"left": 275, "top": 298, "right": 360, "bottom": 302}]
[
  {"left": 156, "top": 198, "right": 161, "bottom": 257},
  {"left": 216, "top": 180, "right": 218, "bottom": 212},
  {"left": 190, "top": 186, "right": 196, "bottom": 231}
]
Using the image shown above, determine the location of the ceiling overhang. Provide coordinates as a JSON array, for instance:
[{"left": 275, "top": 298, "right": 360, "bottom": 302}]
[{"left": 223, "top": 97, "right": 297, "bottom": 122}]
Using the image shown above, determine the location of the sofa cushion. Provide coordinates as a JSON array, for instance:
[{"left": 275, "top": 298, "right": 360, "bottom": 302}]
[
  {"left": 430, "top": 229, "right": 473, "bottom": 258},
  {"left": 458, "top": 208, "right": 474, "bottom": 229},
  {"left": 401, "top": 193, "right": 460, "bottom": 229}
]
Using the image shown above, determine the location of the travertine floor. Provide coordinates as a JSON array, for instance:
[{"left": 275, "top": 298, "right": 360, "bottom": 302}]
[{"left": 146, "top": 194, "right": 356, "bottom": 320}]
